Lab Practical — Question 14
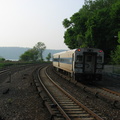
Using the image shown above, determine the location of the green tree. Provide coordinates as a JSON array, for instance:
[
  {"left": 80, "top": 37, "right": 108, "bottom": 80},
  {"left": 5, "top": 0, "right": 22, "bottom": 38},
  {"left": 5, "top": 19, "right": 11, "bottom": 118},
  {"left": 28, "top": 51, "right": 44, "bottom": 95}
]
[
  {"left": 63, "top": 0, "right": 120, "bottom": 63},
  {"left": 19, "top": 42, "right": 46, "bottom": 62},
  {"left": 34, "top": 42, "right": 46, "bottom": 61},
  {"left": 110, "top": 31, "right": 120, "bottom": 64},
  {"left": 46, "top": 53, "right": 51, "bottom": 62},
  {"left": 0, "top": 57, "right": 5, "bottom": 61},
  {"left": 19, "top": 48, "right": 39, "bottom": 61}
]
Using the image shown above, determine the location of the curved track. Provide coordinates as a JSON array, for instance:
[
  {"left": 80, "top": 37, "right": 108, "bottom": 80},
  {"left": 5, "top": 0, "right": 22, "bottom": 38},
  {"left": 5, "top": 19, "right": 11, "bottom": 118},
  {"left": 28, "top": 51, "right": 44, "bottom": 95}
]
[
  {"left": 35, "top": 66, "right": 104, "bottom": 120},
  {"left": 52, "top": 66, "right": 120, "bottom": 109}
]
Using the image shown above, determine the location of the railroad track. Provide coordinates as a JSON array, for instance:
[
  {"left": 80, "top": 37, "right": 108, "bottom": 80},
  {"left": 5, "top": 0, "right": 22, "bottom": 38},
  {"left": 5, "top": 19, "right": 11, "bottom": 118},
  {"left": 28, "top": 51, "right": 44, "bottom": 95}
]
[
  {"left": 0, "top": 69, "right": 10, "bottom": 75},
  {"left": 0, "top": 69, "right": 11, "bottom": 84},
  {"left": 51, "top": 66, "right": 120, "bottom": 109},
  {"left": 0, "top": 65, "right": 33, "bottom": 75},
  {"left": 34, "top": 66, "right": 104, "bottom": 120},
  {"left": 100, "top": 87, "right": 120, "bottom": 97},
  {"left": 0, "top": 65, "right": 35, "bottom": 84},
  {"left": 94, "top": 86, "right": 120, "bottom": 100}
]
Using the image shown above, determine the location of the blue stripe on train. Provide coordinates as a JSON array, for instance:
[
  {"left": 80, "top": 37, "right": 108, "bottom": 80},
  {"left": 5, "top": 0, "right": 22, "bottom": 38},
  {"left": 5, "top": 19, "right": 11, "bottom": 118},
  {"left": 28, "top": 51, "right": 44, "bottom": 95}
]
[{"left": 53, "top": 57, "right": 72, "bottom": 64}]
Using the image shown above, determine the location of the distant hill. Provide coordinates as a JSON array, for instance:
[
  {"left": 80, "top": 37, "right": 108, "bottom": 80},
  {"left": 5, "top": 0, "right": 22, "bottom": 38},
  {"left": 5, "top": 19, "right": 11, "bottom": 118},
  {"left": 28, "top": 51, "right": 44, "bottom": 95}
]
[{"left": 0, "top": 47, "right": 67, "bottom": 61}]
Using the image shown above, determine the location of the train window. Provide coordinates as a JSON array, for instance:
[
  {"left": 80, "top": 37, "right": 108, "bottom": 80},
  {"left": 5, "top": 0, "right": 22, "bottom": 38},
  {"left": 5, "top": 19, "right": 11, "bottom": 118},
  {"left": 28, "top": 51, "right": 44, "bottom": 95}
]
[
  {"left": 76, "top": 55, "right": 82, "bottom": 62},
  {"left": 53, "top": 58, "right": 58, "bottom": 62},
  {"left": 87, "top": 56, "right": 92, "bottom": 62},
  {"left": 60, "top": 58, "right": 64, "bottom": 62},
  {"left": 97, "top": 56, "right": 102, "bottom": 62}
]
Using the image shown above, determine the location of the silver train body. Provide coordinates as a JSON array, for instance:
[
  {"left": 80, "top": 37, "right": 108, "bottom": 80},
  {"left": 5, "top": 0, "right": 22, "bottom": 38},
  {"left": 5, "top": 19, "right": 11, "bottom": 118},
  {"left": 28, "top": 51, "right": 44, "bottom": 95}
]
[{"left": 53, "top": 48, "right": 104, "bottom": 81}]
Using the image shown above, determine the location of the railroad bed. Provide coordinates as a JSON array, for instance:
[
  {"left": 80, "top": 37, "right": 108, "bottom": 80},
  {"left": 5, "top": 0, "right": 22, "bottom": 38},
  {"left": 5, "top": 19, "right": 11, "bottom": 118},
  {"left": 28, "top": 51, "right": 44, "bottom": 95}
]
[
  {"left": 34, "top": 66, "right": 105, "bottom": 119},
  {"left": 0, "top": 64, "right": 120, "bottom": 119},
  {"left": 45, "top": 65, "right": 120, "bottom": 120},
  {"left": 0, "top": 64, "right": 51, "bottom": 120},
  {"left": 32, "top": 65, "right": 119, "bottom": 120},
  {"left": 53, "top": 69, "right": 120, "bottom": 109}
]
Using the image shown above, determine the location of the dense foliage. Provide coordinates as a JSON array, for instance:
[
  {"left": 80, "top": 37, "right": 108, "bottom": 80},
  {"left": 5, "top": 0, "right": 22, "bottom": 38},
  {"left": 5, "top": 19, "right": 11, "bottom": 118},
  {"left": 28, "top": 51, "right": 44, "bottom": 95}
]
[
  {"left": 19, "top": 42, "right": 46, "bottom": 62},
  {"left": 110, "top": 32, "right": 120, "bottom": 64},
  {"left": 63, "top": 0, "right": 120, "bottom": 63},
  {"left": 19, "top": 48, "right": 39, "bottom": 61}
]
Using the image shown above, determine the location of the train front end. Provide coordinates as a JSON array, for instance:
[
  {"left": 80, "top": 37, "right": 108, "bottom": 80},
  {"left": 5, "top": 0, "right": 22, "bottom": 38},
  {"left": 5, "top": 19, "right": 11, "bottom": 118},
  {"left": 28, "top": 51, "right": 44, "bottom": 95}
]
[{"left": 74, "top": 48, "right": 104, "bottom": 81}]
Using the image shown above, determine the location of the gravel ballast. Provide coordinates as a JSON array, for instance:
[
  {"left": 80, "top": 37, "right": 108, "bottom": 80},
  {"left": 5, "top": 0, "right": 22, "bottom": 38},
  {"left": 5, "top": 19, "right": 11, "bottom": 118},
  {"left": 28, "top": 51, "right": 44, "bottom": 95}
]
[
  {"left": 0, "top": 66, "right": 50, "bottom": 120},
  {"left": 47, "top": 66, "right": 120, "bottom": 120},
  {"left": 0, "top": 65, "right": 120, "bottom": 120}
]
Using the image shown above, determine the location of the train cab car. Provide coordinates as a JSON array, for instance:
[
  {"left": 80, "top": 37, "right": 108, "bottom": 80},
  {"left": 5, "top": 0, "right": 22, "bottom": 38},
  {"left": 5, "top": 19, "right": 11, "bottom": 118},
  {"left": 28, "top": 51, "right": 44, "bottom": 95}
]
[
  {"left": 53, "top": 48, "right": 104, "bottom": 81},
  {"left": 74, "top": 48, "right": 104, "bottom": 81}
]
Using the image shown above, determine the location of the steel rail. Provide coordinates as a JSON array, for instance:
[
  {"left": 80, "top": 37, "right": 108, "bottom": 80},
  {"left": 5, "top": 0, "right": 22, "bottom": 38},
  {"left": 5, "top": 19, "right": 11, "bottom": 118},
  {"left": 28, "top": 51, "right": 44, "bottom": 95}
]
[
  {"left": 54, "top": 67, "right": 120, "bottom": 101},
  {"left": 38, "top": 67, "right": 71, "bottom": 120},
  {"left": 39, "top": 66, "right": 103, "bottom": 120},
  {"left": 45, "top": 67, "right": 103, "bottom": 120},
  {"left": 101, "top": 87, "right": 120, "bottom": 96}
]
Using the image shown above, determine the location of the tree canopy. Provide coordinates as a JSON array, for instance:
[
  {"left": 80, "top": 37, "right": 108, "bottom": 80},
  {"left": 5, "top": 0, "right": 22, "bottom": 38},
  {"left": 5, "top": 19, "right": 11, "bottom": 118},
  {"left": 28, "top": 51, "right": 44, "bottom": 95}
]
[
  {"left": 19, "top": 42, "right": 46, "bottom": 62},
  {"left": 63, "top": 0, "right": 120, "bottom": 63},
  {"left": 34, "top": 42, "right": 46, "bottom": 61},
  {"left": 19, "top": 48, "right": 39, "bottom": 62},
  {"left": 110, "top": 31, "right": 120, "bottom": 64}
]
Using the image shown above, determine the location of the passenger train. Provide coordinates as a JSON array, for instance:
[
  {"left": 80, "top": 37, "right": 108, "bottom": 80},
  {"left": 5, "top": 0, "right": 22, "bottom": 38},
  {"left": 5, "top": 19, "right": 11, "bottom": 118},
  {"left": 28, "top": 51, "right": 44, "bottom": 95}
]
[{"left": 53, "top": 48, "right": 104, "bottom": 81}]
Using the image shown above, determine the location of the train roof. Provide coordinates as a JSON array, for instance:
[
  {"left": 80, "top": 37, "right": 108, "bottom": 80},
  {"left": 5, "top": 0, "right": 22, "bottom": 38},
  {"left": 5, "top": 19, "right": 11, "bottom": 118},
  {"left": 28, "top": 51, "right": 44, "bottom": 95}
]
[
  {"left": 53, "top": 49, "right": 76, "bottom": 56},
  {"left": 53, "top": 48, "right": 104, "bottom": 56}
]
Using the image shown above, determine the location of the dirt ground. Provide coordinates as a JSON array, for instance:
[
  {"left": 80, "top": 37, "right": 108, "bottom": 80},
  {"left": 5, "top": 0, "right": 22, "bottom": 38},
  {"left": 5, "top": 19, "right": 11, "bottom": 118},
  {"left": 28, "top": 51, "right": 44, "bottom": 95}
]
[
  {"left": 1, "top": 65, "right": 120, "bottom": 120},
  {"left": 0, "top": 66, "right": 50, "bottom": 120}
]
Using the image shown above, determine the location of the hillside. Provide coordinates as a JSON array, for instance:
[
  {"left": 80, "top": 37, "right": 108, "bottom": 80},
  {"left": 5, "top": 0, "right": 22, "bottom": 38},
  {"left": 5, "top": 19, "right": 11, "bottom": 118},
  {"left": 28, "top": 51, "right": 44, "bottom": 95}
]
[{"left": 0, "top": 47, "right": 67, "bottom": 61}]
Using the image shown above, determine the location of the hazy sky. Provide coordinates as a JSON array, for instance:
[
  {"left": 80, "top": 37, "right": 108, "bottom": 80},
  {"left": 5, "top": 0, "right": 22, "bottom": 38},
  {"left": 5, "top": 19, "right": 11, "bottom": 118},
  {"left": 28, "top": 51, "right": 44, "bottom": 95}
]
[{"left": 0, "top": 0, "right": 84, "bottom": 50}]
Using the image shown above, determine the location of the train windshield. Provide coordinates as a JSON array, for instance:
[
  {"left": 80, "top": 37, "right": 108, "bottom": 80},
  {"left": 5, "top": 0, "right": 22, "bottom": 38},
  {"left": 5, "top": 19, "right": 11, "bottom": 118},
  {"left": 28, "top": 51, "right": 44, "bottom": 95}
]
[
  {"left": 76, "top": 55, "right": 83, "bottom": 62},
  {"left": 97, "top": 56, "right": 102, "bottom": 62}
]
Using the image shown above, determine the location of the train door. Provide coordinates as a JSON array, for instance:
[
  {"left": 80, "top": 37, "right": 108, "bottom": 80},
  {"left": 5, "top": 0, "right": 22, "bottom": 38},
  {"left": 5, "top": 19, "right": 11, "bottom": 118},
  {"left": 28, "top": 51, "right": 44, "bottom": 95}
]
[
  {"left": 58, "top": 55, "right": 60, "bottom": 67},
  {"left": 72, "top": 53, "right": 74, "bottom": 71},
  {"left": 83, "top": 53, "right": 96, "bottom": 73}
]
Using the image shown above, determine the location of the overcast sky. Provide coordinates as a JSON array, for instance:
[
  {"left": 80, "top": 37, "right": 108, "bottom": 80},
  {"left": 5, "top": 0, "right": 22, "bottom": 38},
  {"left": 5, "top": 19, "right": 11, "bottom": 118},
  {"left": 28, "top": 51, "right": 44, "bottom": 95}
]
[{"left": 0, "top": 0, "right": 84, "bottom": 50}]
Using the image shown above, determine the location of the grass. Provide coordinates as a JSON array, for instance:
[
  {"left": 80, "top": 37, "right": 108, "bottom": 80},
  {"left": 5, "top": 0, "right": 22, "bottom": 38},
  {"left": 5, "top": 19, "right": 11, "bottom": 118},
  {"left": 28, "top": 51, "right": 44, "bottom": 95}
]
[
  {"left": 0, "top": 60, "right": 51, "bottom": 69},
  {"left": 0, "top": 61, "right": 18, "bottom": 69}
]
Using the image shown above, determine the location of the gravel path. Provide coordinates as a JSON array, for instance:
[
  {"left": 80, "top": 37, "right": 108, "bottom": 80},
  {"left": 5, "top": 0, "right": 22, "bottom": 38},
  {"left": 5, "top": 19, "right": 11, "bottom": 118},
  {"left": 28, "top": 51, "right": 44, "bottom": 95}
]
[{"left": 0, "top": 66, "right": 50, "bottom": 120}]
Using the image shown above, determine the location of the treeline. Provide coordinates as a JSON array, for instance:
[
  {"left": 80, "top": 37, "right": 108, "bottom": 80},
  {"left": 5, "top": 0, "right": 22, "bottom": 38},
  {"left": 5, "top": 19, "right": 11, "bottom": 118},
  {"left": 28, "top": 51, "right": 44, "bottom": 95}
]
[
  {"left": 63, "top": 0, "right": 120, "bottom": 64},
  {"left": 0, "top": 42, "right": 51, "bottom": 68},
  {"left": 19, "top": 42, "right": 51, "bottom": 62}
]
